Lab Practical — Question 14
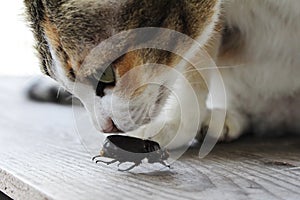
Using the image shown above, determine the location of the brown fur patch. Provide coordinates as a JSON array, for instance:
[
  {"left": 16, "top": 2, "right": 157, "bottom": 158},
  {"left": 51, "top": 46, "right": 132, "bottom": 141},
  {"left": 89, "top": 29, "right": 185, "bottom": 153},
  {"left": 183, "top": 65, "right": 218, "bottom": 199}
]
[{"left": 182, "top": 0, "right": 218, "bottom": 38}]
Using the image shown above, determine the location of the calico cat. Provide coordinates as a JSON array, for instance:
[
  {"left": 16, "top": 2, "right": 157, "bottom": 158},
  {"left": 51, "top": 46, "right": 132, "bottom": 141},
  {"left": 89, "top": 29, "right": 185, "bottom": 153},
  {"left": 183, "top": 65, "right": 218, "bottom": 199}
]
[{"left": 25, "top": 0, "right": 300, "bottom": 149}]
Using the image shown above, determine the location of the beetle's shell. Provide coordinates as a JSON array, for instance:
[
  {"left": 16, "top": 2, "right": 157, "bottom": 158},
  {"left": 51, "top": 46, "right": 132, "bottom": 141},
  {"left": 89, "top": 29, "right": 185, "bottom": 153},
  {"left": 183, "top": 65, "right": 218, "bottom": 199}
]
[
  {"left": 105, "top": 135, "right": 161, "bottom": 153},
  {"left": 99, "top": 135, "right": 169, "bottom": 165}
]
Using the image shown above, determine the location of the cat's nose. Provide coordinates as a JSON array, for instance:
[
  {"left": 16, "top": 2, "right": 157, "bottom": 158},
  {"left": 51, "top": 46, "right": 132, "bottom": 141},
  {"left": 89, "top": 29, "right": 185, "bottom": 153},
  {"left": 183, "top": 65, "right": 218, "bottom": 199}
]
[{"left": 102, "top": 118, "right": 122, "bottom": 133}]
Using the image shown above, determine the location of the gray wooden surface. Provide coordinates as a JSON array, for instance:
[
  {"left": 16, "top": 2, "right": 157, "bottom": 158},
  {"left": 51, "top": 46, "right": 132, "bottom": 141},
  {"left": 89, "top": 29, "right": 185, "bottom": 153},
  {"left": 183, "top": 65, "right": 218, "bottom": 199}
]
[{"left": 0, "top": 77, "right": 300, "bottom": 200}]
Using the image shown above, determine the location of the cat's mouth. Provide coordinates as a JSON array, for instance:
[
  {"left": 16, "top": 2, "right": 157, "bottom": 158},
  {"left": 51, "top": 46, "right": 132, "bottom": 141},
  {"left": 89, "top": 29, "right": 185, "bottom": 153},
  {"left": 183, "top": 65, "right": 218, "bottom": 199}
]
[
  {"left": 102, "top": 118, "right": 123, "bottom": 133},
  {"left": 96, "top": 84, "right": 169, "bottom": 134}
]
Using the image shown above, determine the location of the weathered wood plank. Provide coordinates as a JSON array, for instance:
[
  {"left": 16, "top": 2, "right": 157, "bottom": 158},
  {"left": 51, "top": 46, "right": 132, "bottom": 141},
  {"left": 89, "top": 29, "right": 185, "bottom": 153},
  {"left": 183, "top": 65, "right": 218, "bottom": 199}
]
[{"left": 0, "top": 77, "right": 299, "bottom": 200}]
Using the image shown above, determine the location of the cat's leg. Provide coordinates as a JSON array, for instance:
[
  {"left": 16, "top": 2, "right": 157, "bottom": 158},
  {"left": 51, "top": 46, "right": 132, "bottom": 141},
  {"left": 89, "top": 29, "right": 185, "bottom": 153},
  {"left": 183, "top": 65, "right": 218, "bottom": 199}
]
[
  {"left": 127, "top": 71, "right": 248, "bottom": 147},
  {"left": 201, "top": 68, "right": 249, "bottom": 142},
  {"left": 128, "top": 71, "right": 209, "bottom": 149}
]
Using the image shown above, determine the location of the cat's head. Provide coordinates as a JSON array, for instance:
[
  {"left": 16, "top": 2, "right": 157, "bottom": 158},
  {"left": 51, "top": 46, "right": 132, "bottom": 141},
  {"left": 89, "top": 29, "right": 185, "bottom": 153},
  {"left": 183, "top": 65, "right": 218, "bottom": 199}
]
[{"left": 25, "top": 0, "right": 221, "bottom": 133}]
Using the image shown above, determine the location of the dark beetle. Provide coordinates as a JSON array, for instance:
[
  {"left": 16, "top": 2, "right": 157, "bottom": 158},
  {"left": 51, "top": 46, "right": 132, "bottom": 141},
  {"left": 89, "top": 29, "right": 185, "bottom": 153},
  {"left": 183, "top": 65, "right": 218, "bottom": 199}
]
[{"left": 92, "top": 135, "right": 170, "bottom": 171}]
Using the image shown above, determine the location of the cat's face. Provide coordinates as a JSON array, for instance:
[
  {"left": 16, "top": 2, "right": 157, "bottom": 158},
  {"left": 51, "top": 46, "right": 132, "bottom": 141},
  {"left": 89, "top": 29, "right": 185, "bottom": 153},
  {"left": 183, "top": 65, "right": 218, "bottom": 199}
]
[{"left": 25, "top": 0, "right": 220, "bottom": 133}]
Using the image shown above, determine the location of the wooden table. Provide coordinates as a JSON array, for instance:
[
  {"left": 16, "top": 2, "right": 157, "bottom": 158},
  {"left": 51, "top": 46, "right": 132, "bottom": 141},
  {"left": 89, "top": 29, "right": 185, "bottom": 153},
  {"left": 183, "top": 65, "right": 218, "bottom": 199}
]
[{"left": 0, "top": 77, "right": 300, "bottom": 200}]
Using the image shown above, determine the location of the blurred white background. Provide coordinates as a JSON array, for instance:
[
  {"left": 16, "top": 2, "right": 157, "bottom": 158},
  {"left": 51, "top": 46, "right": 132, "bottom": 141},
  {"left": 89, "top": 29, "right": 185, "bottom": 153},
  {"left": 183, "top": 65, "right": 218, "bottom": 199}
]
[{"left": 0, "top": 1, "right": 40, "bottom": 76}]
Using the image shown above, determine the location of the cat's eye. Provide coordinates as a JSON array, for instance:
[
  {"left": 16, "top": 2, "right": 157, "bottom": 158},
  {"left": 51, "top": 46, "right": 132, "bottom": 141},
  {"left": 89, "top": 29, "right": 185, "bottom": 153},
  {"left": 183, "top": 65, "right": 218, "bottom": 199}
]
[
  {"left": 93, "top": 66, "right": 115, "bottom": 84},
  {"left": 93, "top": 66, "right": 116, "bottom": 97}
]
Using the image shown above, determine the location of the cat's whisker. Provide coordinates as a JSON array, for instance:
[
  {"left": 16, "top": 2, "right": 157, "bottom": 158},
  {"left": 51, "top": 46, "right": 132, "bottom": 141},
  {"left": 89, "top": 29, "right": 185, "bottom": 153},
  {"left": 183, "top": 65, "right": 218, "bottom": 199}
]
[
  {"left": 183, "top": 64, "right": 244, "bottom": 74},
  {"left": 56, "top": 87, "right": 62, "bottom": 99},
  {"left": 65, "top": 95, "right": 73, "bottom": 101}
]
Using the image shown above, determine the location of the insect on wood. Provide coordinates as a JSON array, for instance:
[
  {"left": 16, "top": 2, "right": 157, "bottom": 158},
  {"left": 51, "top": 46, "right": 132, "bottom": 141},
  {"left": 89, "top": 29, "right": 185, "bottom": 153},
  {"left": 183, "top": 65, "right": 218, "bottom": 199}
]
[{"left": 92, "top": 135, "right": 170, "bottom": 171}]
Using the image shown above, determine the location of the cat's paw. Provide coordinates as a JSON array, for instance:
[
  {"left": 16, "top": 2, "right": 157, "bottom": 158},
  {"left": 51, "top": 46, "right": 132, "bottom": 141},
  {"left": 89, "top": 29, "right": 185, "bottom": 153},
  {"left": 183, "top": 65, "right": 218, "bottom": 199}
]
[
  {"left": 200, "top": 109, "right": 246, "bottom": 142},
  {"left": 27, "top": 77, "right": 78, "bottom": 105},
  {"left": 219, "top": 112, "right": 245, "bottom": 141}
]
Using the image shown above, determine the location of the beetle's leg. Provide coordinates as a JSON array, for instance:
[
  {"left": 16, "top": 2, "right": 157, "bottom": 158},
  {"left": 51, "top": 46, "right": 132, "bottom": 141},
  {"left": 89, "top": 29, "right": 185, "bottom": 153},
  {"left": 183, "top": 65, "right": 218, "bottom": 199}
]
[
  {"left": 96, "top": 159, "right": 118, "bottom": 165},
  {"left": 118, "top": 163, "right": 138, "bottom": 172},
  {"left": 160, "top": 161, "right": 171, "bottom": 168},
  {"left": 117, "top": 162, "right": 130, "bottom": 168},
  {"left": 92, "top": 155, "right": 102, "bottom": 161},
  {"left": 117, "top": 162, "right": 123, "bottom": 167}
]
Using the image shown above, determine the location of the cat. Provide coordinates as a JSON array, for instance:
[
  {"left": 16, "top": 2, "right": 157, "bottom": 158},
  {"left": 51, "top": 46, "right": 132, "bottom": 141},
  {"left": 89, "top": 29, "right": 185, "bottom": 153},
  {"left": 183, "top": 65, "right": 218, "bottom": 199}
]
[{"left": 25, "top": 0, "right": 300, "bottom": 149}]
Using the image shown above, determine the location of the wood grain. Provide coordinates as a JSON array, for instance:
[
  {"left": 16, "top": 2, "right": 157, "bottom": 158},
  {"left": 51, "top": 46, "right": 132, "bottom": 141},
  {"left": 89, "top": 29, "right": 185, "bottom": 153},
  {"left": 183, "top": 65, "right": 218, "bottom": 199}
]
[{"left": 0, "top": 77, "right": 300, "bottom": 200}]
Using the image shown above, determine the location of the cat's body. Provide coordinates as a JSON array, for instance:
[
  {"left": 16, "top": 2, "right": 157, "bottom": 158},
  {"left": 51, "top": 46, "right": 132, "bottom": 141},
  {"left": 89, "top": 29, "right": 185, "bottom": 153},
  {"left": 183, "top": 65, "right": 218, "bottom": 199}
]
[
  {"left": 219, "top": 0, "right": 300, "bottom": 137},
  {"left": 25, "top": 0, "right": 300, "bottom": 148}
]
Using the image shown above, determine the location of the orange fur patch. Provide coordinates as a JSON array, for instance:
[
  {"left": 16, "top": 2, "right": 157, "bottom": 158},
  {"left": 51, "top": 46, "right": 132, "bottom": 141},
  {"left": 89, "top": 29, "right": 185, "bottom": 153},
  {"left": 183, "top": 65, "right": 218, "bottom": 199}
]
[
  {"left": 42, "top": 17, "right": 74, "bottom": 79},
  {"left": 114, "top": 52, "right": 147, "bottom": 98},
  {"left": 115, "top": 52, "right": 142, "bottom": 78},
  {"left": 43, "top": 17, "right": 60, "bottom": 51}
]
